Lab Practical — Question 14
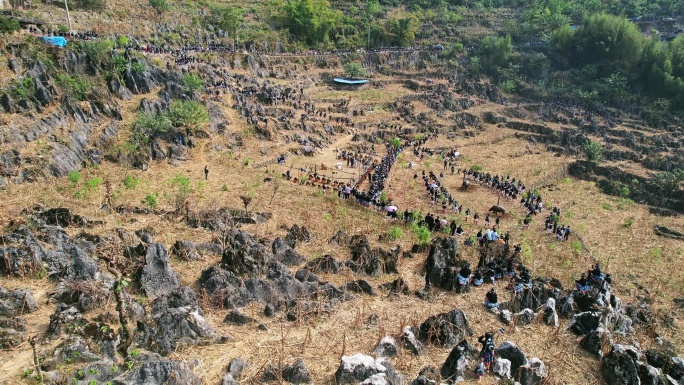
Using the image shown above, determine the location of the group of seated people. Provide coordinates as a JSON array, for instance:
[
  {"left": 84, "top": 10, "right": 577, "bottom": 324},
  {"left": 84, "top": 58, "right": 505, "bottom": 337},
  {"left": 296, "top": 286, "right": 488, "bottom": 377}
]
[{"left": 574, "top": 263, "right": 610, "bottom": 294}]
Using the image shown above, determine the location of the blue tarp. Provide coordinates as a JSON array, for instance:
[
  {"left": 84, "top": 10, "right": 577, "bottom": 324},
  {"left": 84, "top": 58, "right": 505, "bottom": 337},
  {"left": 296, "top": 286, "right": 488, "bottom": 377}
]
[
  {"left": 334, "top": 78, "right": 369, "bottom": 85},
  {"left": 40, "top": 36, "right": 67, "bottom": 47}
]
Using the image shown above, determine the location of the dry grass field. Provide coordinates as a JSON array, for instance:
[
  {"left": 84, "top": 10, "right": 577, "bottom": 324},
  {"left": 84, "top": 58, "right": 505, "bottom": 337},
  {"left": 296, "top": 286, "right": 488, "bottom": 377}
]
[
  {"left": 0, "top": 5, "right": 683, "bottom": 382},
  {"left": 1, "top": 74, "right": 682, "bottom": 383}
]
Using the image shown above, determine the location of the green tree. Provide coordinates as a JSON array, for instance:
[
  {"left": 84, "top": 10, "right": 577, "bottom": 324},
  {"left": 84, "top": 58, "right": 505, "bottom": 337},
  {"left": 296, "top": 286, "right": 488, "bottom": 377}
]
[
  {"left": 170, "top": 100, "right": 209, "bottom": 133},
  {"left": 383, "top": 14, "right": 419, "bottom": 46},
  {"left": 553, "top": 14, "right": 644, "bottom": 70},
  {"left": 132, "top": 112, "right": 173, "bottom": 144},
  {"left": 343, "top": 62, "right": 366, "bottom": 78},
  {"left": 582, "top": 139, "right": 605, "bottom": 164},
  {"left": 182, "top": 74, "right": 205, "bottom": 93},
  {"left": 282, "top": 0, "right": 341, "bottom": 47},
  {"left": 149, "top": 0, "right": 169, "bottom": 17},
  {"left": 78, "top": 39, "right": 115, "bottom": 72},
  {"left": 209, "top": 6, "right": 243, "bottom": 51}
]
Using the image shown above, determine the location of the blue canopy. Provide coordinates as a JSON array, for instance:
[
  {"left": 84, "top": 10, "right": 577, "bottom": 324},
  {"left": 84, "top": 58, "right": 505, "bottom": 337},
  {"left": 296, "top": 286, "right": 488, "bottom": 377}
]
[
  {"left": 40, "top": 36, "right": 67, "bottom": 47},
  {"left": 334, "top": 78, "right": 369, "bottom": 85}
]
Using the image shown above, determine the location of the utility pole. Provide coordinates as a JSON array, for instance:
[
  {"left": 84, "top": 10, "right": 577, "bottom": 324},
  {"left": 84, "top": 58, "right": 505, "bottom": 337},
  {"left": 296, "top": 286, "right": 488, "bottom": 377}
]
[
  {"left": 367, "top": 23, "right": 370, "bottom": 50},
  {"left": 64, "top": 0, "right": 72, "bottom": 31}
]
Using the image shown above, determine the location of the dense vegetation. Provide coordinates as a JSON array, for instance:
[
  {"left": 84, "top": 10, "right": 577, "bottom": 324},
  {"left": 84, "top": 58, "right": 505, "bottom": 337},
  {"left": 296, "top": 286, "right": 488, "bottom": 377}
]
[{"left": 2, "top": 0, "right": 684, "bottom": 116}]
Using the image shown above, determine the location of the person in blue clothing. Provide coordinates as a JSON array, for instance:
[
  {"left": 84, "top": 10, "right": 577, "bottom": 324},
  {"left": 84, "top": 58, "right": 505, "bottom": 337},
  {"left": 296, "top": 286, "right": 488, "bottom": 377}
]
[
  {"left": 474, "top": 357, "right": 485, "bottom": 381},
  {"left": 575, "top": 273, "right": 590, "bottom": 293}
]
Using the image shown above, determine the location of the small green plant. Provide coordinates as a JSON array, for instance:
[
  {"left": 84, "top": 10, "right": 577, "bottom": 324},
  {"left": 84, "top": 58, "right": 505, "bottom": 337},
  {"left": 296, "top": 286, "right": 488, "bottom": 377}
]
[
  {"left": 89, "top": 380, "right": 97, "bottom": 385},
  {"left": 562, "top": 177, "right": 572, "bottom": 184},
  {"left": 22, "top": 369, "right": 31, "bottom": 378},
  {"left": 88, "top": 368, "right": 99, "bottom": 375},
  {"left": 130, "top": 349, "right": 140, "bottom": 358},
  {"left": 123, "top": 174, "right": 141, "bottom": 189},
  {"left": 243, "top": 158, "right": 252, "bottom": 166},
  {"left": 169, "top": 174, "right": 193, "bottom": 210},
  {"left": 68, "top": 171, "right": 82, "bottom": 186},
  {"left": 65, "top": 358, "right": 73, "bottom": 364},
  {"left": 571, "top": 241, "right": 582, "bottom": 255},
  {"left": 75, "top": 177, "right": 103, "bottom": 199},
  {"left": 76, "top": 369, "right": 85, "bottom": 378},
  {"left": 623, "top": 217, "right": 634, "bottom": 228},
  {"left": 99, "top": 325, "right": 109, "bottom": 332},
  {"left": 410, "top": 223, "right": 431, "bottom": 245},
  {"left": 117, "top": 36, "right": 130, "bottom": 47},
  {"left": 618, "top": 185, "right": 630, "bottom": 198},
  {"left": 110, "top": 366, "right": 119, "bottom": 373},
  {"left": 389, "top": 137, "right": 401, "bottom": 149},
  {"left": 650, "top": 247, "right": 662, "bottom": 258},
  {"left": 424, "top": 161, "right": 431, "bottom": 169},
  {"left": 388, "top": 226, "right": 403, "bottom": 241},
  {"left": 471, "top": 164, "right": 483, "bottom": 172},
  {"left": 602, "top": 203, "right": 612, "bottom": 210},
  {"left": 143, "top": 193, "right": 159, "bottom": 208},
  {"left": 125, "top": 361, "right": 134, "bottom": 371},
  {"left": 520, "top": 240, "right": 533, "bottom": 263},
  {"left": 616, "top": 198, "right": 635, "bottom": 209},
  {"left": 114, "top": 279, "right": 129, "bottom": 294}
]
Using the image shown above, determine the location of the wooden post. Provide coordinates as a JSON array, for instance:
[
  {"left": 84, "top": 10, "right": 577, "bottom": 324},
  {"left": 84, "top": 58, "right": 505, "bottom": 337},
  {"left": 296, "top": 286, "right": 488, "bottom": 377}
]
[{"left": 64, "top": 0, "right": 72, "bottom": 31}]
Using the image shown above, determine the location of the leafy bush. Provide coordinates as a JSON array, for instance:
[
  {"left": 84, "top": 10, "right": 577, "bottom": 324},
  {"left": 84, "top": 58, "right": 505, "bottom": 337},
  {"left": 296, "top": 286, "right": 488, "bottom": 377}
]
[
  {"left": 471, "top": 164, "right": 483, "bottom": 172},
  {"left": 344, "top": 62, "right": 366, "bottom": 78},
  {"left": 68, "top": 171, "right": 82, "bottom": 185},
  {"left": 143, "top": 193, "right": 158, "bottom": 208},
  {"left": 123, "top": 175, "right": 141, "bottom": 190},
  {"left": 571, "top": 241, "right": 582, "bottom": 255},
  {"left": 77, "top": 40, "right": 115, "bottom": 71},
  {"left": 182, "top": 74, "right": 205, "bottom": 93},
  {"left": 130, "top": 61, "right": 147, "bottom": 74},
  {"left": 169, "top": 174, "right": 192, "bottom": 210},
  {"left": 410, "top": 223, "right": 431, "bottom": 245},
  {"left": 170, "top": 100, "right": 209, "bottom": 132},
  {"left": 132, "top": 112, "right": 173, "bottom": 144},
  {"left": 8, "top": 77, "right": 36, "bottom": 100},
  {"left": 75, "top": 177, "right": 103, "bottom": 199},
  {"left": 116, "top": 36, "right": 130, "bottom": 47},
  {"left": 388, "top": 226, "right": 403, "bottom": 241},
  {"left": 623, "top": 217, "right": 634, "bottom": 228},
  {"left": 583, "top": 140, "right": 605, "bottom": 163},
  {"left": 54, "top": 74, "right": 91, "bottom": 101},
  {"left": 0, "top": 16, "right": 20, "bottom": 34},
  {"left": 149, "top": 0, "right": 169, "bottom": 15}
]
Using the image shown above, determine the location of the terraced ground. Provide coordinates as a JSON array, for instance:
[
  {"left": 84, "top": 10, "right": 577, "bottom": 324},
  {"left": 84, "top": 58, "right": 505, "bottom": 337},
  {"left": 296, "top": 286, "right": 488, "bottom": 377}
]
[{"left": 0, "top": 2, "right": 683, "bottom": 385}]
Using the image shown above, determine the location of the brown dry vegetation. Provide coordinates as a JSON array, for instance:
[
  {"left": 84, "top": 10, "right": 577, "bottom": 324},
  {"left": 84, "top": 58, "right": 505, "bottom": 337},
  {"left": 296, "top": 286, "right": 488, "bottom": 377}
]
[{"left": 0, "top": 7, "right": 683, "bottom": 383}]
